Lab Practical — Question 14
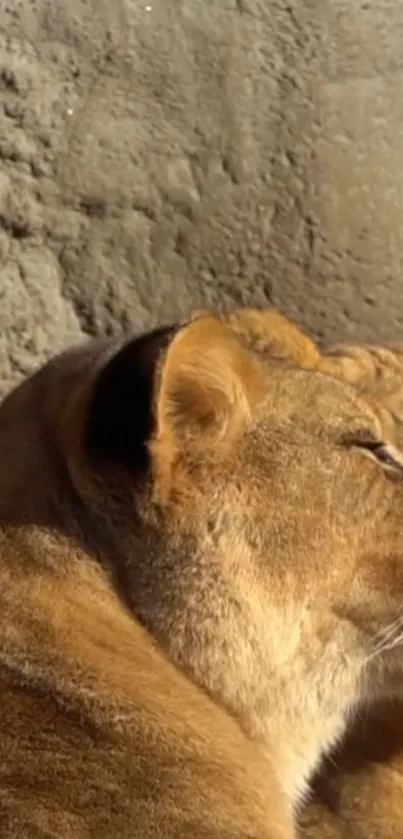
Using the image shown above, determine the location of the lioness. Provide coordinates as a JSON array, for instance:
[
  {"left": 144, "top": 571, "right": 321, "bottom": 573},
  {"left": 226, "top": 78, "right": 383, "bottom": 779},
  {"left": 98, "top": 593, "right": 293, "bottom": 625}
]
[
  {"left": 300, "top": 339, "right": 403, "bottom": 839},
  {"left": 0, "top": 308, "right": 402, "bottom": 837},
  {"left": 220, "top": 310, "right": 403, "bottom": 839}
]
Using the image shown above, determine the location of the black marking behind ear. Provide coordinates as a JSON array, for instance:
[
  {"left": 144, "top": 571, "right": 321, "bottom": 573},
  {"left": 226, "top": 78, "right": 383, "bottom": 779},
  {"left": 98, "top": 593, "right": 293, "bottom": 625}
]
[{"left": 85, "top": 324, "right": 178, "bottom": 470}]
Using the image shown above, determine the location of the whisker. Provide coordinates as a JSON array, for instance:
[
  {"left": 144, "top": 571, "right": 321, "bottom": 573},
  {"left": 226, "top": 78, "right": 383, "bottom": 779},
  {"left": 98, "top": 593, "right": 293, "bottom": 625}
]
[
  {"left": 365, "top": 614, "right": 403, "bottom": 664},
  {"left": 367, "top": 630, "right": 403, "bottom": 663}
]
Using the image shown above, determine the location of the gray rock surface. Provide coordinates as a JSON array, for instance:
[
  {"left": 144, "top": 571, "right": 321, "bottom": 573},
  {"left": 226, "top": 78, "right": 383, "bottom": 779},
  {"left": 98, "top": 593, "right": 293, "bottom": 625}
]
[{"left": 1, "top": 0, "right": 403, "bottom": 395}]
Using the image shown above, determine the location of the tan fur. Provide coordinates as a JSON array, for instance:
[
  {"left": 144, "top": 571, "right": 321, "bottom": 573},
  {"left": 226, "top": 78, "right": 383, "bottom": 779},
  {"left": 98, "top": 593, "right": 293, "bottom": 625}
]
[
  {"left": 222, "top": 310, "right": 403, "bottom": 839},
  {"left": 1, "top": 308, "right": 403, "bottom": 837},
  {"left": 300, "top": 702, "right": 403, "bottom": 839},
  {"left": 0, "top": 330, "right": 292, "bottom": 838},
  {"left": 301, "top": 339, "right": 403, "bottom": 839}
]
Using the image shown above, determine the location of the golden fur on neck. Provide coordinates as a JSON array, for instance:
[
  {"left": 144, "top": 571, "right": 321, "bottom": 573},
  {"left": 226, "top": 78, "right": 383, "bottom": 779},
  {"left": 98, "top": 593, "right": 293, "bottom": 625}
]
[{"left": 1, "top": 307, "right": 403, "bottom": 837}]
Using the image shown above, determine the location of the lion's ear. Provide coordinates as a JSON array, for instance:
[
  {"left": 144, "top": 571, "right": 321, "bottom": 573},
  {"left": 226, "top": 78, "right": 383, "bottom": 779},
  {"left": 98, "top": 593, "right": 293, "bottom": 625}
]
[
  {"left": 154, "top": 314, "right": 264, "bottom": 458},
  {"left": 221, "top": 308, "right": 321, "bottom": 369},
  {"left": 84, "top": 315, "right": 264, "bottom": 474},
  {"left": 85, "top": 324, "right": 178, "bottom": 471}
]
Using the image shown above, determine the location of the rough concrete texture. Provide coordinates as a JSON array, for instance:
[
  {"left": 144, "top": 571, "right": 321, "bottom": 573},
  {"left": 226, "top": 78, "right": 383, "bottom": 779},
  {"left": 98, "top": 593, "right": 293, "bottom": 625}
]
[{"left": 1, "top": 0, "right": 403, "bottom": 399}]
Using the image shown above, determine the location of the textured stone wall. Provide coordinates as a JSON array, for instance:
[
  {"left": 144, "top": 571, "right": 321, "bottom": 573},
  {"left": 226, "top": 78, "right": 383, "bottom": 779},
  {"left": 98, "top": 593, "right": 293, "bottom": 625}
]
[{"left": 1, "top": 0, "right": 403, "bottom": 395}]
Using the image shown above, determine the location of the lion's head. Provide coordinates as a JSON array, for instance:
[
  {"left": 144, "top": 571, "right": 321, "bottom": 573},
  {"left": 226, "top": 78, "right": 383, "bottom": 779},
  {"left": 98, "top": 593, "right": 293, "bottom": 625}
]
[{"left": 2, "top": 308, "right": 403, "bottom": 812}]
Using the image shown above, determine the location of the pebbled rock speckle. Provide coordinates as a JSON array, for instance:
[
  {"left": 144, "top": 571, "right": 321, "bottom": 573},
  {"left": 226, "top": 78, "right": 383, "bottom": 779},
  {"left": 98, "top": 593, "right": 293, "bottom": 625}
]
[{"left": 1, "top": 0, "right": 403, "bottom": 395}]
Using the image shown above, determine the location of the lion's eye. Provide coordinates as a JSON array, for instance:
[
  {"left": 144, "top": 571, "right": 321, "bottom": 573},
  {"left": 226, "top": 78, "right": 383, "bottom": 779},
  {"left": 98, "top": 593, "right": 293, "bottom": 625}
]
[
  {"left": 353, "top": 436, "right": 403, "bottom": 473},
  {"left": 369, "top": 444, "right": 399, "bottom": 468}
]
